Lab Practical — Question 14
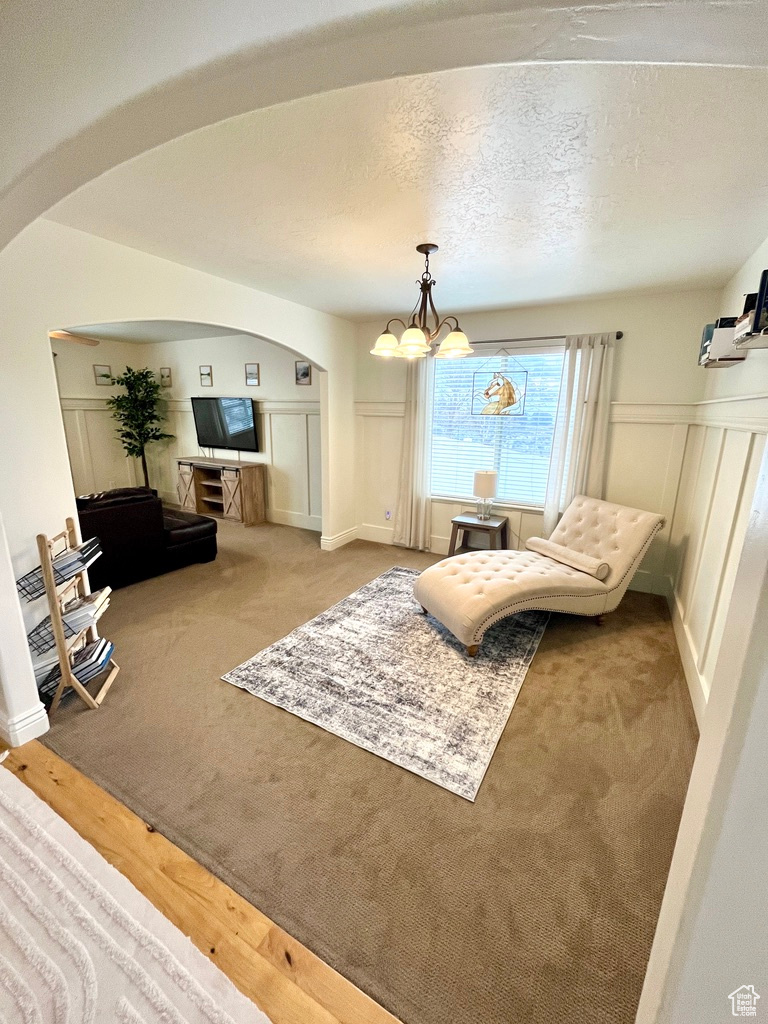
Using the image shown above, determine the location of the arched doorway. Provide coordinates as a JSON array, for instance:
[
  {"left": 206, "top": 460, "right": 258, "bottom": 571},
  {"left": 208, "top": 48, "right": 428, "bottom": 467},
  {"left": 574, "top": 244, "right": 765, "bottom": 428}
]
[{"left": 52, "top": 319, "right": 325, "bottom": 538}]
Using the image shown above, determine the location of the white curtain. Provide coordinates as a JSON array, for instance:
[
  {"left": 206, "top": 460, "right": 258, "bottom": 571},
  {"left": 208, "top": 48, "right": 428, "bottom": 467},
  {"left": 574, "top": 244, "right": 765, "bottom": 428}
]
[
  {"left": 392, "top": 357, "right": 433, "bottom": 550},
  {"left": 542, "top": 333, "right": 615, "bottom": 537}
]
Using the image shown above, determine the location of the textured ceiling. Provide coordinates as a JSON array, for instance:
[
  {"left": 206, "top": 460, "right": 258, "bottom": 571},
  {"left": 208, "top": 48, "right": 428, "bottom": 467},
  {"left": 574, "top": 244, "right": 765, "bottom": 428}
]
[{"left": 47, "top": 63, "right": 768, "bottom": 320}]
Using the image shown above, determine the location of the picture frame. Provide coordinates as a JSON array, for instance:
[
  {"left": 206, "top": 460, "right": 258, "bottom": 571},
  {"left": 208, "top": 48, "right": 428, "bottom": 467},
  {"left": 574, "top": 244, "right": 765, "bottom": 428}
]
[
  {"left": 93, "top": 364, "right": 112, "bottom": 386},
  {"left": 199, "top": 364, "right": 213, "bottom": 387},
  {"left": 295, "top": 360, "right": 312, "bottom": 386},
  {"left": 159, "top": 367, "right": 172, "bottom": 388},
  {"left": 245, "top": 362, "right": 260, "bottom": 386}
]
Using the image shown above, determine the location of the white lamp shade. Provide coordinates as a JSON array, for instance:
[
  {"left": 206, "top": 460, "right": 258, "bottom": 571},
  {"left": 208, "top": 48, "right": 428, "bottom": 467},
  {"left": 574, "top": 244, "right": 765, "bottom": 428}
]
[
  {"left": 397, "top": 325, "right": 430, "bottom": 357},
  {"left": 473, "top": 470, "right": 498, "bottom": 499},
  {"left": 370, "top": 331, "right": 399, "bottom": 357},
  {"left": 435, "top": 329, "right": 473, "bottom": 358}
]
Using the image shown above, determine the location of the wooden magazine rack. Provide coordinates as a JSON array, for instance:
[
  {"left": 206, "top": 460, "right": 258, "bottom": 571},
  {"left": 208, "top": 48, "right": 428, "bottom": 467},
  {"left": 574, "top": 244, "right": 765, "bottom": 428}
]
[{"left": 19, "top": 517, "right": 120, "bottom": 716}]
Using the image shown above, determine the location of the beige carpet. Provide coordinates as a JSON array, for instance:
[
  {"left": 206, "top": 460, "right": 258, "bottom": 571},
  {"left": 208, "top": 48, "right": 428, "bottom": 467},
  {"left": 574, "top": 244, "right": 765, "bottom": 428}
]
[{"left": 43, "top": 521, "right": 698, "bottom": 1024}]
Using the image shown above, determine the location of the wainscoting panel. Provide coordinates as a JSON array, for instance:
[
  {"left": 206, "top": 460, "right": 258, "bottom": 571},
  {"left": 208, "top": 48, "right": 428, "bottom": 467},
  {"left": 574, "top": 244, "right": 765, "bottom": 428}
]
[
  {"left": 675, "top": 426, "right": 726, "bottom": 617},
  {"left": 668, "top": 415, "right": 767, "bottom": 722},
  {"left": 59, "top": 397, "right": 321, "bottom": 532},
  {"left": 355, "top": 411, "right": 403, "bottom": 546},
  {"left": 267, "top": 411, "right": 317, "bottom": 530},
  {"left": 666, "top": 424, "right": 704, "bottom": 590},
  {"left": 700, "top": 435, "right": 764, "bottom": 686},
  {"left": 307, "top": 413, "right": 323, "bottom": 521},
  {"left": 60, "top": 401, "right": 138, "bottom": 495},
  {"left": 685, "top": 430, "right": 752, "bottom": 662},
  {"left": 604, "top": 420, "right": 685, "bottom": 593}
]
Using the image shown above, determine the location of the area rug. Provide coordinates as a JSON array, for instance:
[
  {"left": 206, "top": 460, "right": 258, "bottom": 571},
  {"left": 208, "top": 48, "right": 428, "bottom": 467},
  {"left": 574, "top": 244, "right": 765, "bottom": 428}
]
[
  {"left": 223, "top": 566, "right": 548, "bottom": 800},
  {"left": 0, "top": 766, "right": 269, "bottom": 1024}
]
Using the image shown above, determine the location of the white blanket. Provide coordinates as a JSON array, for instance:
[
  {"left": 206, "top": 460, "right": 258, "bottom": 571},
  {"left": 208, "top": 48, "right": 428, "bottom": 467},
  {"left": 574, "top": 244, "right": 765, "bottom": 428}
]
[{"left": 0, "top": 766, "right": 270, "bottom": 1024}]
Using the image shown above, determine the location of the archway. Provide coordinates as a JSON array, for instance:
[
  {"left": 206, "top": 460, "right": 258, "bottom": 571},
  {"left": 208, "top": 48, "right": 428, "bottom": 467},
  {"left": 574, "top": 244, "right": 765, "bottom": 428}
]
[
  {"left": 52, "top": 318, "right": 327, "bottom": 537},
  {"left": 0, "top": 223, "right": 357, "bottom": 747}
]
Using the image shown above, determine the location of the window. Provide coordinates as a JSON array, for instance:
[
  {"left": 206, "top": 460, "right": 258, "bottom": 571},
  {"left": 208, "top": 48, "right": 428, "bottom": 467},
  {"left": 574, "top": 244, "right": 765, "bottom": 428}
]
[{"left": 430, "top": 345, "right": 565, "bottom": 508}]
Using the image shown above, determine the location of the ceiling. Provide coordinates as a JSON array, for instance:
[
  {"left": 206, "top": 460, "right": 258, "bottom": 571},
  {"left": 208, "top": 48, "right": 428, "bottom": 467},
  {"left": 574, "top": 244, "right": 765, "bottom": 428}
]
[
  {"left": 47, "top": 63, "right": 768, "bottom": 320},
  {"left": 63, "top": 321, "right": 249, "bottom": 344}
]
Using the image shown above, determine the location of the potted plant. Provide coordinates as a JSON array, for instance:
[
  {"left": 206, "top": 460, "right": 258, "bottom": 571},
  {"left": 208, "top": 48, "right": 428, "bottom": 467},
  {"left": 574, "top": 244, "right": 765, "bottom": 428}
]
[{"left": 106, "top": 367, "right": 174, "bottom": 488}]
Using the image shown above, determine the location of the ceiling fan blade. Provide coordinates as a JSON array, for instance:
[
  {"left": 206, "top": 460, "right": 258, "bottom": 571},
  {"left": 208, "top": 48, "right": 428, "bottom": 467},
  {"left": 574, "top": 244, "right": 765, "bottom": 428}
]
[{"left": 49, "top": 330, "right": 100, "bottom": 346}]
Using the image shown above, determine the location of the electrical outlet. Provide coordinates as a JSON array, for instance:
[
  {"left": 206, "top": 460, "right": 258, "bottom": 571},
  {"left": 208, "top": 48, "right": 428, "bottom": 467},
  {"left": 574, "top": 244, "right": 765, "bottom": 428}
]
[{"left": 385, "top": 508, "right": 392, "bottom": 520}]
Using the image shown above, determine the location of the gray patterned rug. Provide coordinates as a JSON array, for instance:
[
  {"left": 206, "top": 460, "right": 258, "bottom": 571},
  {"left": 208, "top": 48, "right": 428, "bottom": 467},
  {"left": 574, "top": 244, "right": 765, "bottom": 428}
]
[{"left": 223, "top": 567, "right": 548, "bottom": 800}]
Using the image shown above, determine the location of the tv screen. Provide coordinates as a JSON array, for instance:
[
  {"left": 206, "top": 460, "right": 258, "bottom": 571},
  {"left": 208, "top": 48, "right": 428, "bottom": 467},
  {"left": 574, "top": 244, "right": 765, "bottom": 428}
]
[{"left": 191, "top": 397, "right": 259, "bottom": 452}]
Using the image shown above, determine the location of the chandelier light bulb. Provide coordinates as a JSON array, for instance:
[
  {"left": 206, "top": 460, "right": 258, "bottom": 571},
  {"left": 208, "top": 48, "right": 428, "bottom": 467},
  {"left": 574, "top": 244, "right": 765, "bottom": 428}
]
[
  {"left": 370, "top": 331, "right": 400, "bottom": 357},
  {"left": 435, "top": 329, "right": 473, "bottom": 358},
  {"left": 397, "top": 325, "right": 430, "bottom": 358}
]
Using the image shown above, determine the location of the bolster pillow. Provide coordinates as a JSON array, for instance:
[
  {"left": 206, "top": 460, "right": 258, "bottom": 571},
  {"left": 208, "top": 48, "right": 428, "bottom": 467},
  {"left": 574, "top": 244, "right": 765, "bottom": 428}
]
[{"left": 525, "top": 537, "right": 610, "bottom": 580}]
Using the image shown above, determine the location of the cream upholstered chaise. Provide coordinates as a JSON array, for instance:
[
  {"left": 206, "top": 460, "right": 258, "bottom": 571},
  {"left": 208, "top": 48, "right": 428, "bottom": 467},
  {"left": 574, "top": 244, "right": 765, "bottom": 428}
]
[{"left": 413, "top": 495, "right": 664, "bottom": 655}]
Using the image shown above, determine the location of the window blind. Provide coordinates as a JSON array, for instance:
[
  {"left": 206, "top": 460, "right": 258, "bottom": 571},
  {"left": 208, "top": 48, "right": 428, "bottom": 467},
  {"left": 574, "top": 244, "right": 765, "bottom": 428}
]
[{"left": 430, "top": 346, "right": 565, "bottom": 508}]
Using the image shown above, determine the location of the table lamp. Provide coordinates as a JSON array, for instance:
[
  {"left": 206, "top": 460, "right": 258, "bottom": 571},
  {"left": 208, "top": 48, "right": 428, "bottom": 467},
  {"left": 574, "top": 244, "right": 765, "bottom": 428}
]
[{"left": 473, "top": 470, "right": 498, "bottom": 521}]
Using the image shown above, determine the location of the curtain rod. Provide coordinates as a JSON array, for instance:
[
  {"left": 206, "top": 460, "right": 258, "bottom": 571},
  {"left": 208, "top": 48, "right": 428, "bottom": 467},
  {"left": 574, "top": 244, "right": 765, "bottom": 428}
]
[{"left": 472, "top": 331, "right": 623, "bottom": 345}]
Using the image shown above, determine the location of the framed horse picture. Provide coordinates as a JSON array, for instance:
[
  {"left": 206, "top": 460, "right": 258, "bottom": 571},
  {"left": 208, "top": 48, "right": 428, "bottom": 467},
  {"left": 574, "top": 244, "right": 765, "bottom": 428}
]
[{"left": 471, "top": 369, "right": 527, "bottom": 416}]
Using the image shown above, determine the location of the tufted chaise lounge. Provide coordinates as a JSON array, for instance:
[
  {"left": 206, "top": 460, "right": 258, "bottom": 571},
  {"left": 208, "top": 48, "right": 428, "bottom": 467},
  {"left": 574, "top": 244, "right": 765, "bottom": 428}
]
[{"left": 413, "top": 495, "right": 664, "bottom": 655}]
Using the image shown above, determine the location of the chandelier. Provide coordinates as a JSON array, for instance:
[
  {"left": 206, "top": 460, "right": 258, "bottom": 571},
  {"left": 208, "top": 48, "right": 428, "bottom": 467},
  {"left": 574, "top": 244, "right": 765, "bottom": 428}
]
[{"left": 370, "top": 244, "right": 473, "bottom": 359}]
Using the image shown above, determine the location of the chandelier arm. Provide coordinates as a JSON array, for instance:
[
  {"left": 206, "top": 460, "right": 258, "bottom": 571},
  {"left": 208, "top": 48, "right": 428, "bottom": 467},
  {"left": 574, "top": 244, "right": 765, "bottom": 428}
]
[
  {"left": 427, "top": 286, "right": 442, "bottom": 337},
  {"left": 385, "top": 317, "right": 408, "bottom": 333},
  {"left": 431, "top": 316, "right": 458, "bottom": 342},
  {"left": 418, "top": 287, "right": 431, "bottom": 333}
]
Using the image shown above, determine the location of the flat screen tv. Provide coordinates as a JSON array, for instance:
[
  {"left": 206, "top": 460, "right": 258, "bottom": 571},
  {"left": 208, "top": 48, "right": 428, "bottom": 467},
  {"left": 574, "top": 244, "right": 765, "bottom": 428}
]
[{"left": 191, "top": 397, "right": 259, "bottom": 452}]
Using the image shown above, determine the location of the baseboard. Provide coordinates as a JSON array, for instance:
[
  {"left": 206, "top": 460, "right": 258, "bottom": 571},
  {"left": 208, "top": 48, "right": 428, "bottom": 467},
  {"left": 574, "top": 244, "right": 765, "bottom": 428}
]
[
  {"left": 0, "top": 701, "right": 49, "bottom": 746},
  {"left": 668, "top": 589, "right": 707, "bottom": 728},
  {"left": 357, "top": 523, "right": 395, "bottom": 545},
  {"left": 160, "top": 494, "right": 321, "bottom": 533},
  {"left": 267, "top": 508, "right": 322, "bottom": 533},
  {"left": 320, "top": 526, "right": 359, "bottom": 551}
]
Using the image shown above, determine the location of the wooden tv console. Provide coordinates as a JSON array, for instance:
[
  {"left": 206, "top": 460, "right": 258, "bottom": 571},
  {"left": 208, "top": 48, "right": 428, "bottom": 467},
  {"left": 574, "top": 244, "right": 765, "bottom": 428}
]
[{"left": 176, "top": 457, "right": 266, "bottom": 526}]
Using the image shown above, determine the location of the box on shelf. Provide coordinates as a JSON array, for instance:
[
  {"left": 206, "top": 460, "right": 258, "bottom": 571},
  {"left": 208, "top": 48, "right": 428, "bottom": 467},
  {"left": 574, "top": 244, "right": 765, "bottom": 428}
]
[{"left": 699, "top": 324, "right": 746, "bottom": 368}]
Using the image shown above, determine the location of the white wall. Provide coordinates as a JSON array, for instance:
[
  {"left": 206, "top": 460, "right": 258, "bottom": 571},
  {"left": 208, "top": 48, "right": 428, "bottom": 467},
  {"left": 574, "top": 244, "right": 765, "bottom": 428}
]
[
  {"left": 637, "top": 431, "right": 768, "bottom": 1024},
  {"left": 667, "top": 235, "right": 768, "bottom": 722},
  {"left": 356, "top": 289, "right": 719, "bottom": 596},
  {"left": 704, "top": 233, "right": 768, "bottom": 400},
  {"left": 0, "top": 218, "right": 357, "bottom": 745},
  {"left": 53, "top": 336, "right": 145, "bottom": 495},
  {"left": 54, "top": 332, "right": 322, "bottom": 531}
]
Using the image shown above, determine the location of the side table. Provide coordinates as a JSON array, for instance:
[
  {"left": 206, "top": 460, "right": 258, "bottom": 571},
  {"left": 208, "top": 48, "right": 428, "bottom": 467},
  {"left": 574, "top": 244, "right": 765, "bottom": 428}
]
[{"left": 448, "top": 513, "right": 510, "bottom": 556}]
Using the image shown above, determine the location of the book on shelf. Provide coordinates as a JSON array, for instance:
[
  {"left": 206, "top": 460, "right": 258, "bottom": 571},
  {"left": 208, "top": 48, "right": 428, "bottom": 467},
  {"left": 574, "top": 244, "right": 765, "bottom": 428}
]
[
  {"left": 15, "top": 538, "right": 103, "bottom": 602},
  {"left": 37, "top": 637, "right": 115, "bottom": 700},
  {"left": 52, "top": 538, "right": 101, "bottom": 575},
  {"left": 72, "top": 637, "right": 114, "bottom": 682},
  {"left": 61, "top": 587, "right": 111, "bottom": 630},
  {"left": 32, "top": 649, "right": 61, "bottom": 683}
]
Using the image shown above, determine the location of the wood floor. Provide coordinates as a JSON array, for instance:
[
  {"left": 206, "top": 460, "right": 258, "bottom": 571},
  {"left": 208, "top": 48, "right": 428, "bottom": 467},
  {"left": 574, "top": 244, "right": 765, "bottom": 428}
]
[{"left": 2, "top": 740, "right": 400, "bottom": 1024}]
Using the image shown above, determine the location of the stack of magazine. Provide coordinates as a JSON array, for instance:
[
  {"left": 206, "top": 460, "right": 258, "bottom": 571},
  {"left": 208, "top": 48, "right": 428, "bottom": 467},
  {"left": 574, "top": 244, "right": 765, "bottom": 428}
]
[
  {"left": 52, "top": 538, "right": 101, "bottom": 579},
  {"left": 15, "top": 537, "right": 103, "bottom": 603},
  {"left": 36, "top": 637, "right": 114, "bottom": 703},
  {"left": 61, "top": 587, "right": 111, "bottom": 632}
]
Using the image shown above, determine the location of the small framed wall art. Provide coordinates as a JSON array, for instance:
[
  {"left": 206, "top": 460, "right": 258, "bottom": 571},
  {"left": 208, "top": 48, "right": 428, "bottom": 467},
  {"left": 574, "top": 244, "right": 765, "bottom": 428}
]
[
  {"left": 295, "top": 360, "right": 312, "bottom": 386},
  {"left": 199, "top": 364, "right": 213, "bottom": 387},
  {"left": 93, "top": 364, "right": 112, "bottom": 386},
  {"left": 159, "top": 367, "right": 172, "bottom": 388},
  {"left": 245, "top": 362, "right": 260, "bottom": 386}
]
